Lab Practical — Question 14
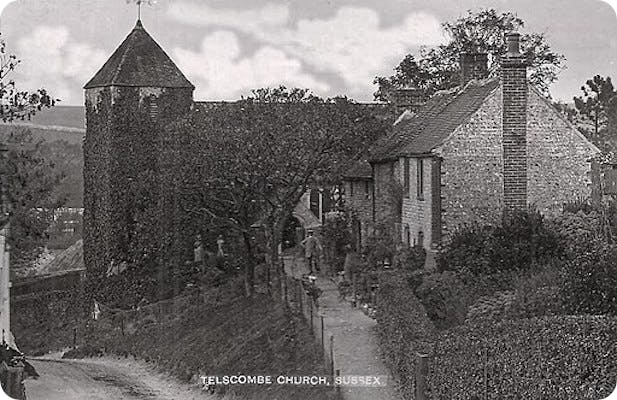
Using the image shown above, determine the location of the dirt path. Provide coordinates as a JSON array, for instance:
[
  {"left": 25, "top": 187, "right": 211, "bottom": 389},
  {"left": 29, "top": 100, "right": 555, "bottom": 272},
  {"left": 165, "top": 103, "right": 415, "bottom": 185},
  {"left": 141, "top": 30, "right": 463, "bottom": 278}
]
[
  {"left": 25, "top": 356, "right": 211, "bottom": 400},
  {"left": 283, "top": 255, "right": 402, "bottom": 400}
]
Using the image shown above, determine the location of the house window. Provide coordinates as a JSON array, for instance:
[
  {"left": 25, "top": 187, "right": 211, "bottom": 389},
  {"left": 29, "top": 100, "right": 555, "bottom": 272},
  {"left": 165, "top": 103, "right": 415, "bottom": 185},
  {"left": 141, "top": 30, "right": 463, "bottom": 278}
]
[
  {"left": 364, "top": 181, "right": 370, "bottom": 198},
  {"left": 416, "top": 159, "right": 424, "bottom": 199},
  {"left": 404, "top": 225, "right": 410, "bottom": 245},
  {"left": 403, "top": 158, "right": 410, "bottom": 197}
]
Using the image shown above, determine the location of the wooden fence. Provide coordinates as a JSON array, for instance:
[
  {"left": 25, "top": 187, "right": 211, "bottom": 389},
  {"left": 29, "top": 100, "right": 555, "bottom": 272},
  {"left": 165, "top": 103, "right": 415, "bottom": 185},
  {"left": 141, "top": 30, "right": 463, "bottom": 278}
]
[{"left": 284, "top": 275, "right": 338, "bottom": 385}]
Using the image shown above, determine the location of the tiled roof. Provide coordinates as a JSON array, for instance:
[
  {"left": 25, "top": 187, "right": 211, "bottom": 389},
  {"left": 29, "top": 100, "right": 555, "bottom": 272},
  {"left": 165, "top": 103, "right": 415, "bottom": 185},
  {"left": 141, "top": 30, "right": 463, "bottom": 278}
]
[
  {"left": 84, "top": 20, "right": 194, "bottom": 89},
  {"left": 369, "top": 78, "right": 500, "bottom": 162}
]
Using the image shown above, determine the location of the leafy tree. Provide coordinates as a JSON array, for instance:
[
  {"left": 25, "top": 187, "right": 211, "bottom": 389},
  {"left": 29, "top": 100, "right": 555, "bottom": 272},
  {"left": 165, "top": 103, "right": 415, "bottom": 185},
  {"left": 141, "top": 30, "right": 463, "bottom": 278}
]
[
  {"left": 180, "top": 86, "right": 392, "bottom": 297},
  {"left": 0, "top": 129, "right": 64, "bottom": 275},
  {"left": 573, "top": 75, "right": 617, "bottom": 136},
  {"left": 374, "top": 9, "right": 566, "bottom": 100},
  {"left": 0, "top": 33, "right": 59, "bottom": 275},
  {"left": 0, "top": 35, "right": 56, "bottom": 122}
]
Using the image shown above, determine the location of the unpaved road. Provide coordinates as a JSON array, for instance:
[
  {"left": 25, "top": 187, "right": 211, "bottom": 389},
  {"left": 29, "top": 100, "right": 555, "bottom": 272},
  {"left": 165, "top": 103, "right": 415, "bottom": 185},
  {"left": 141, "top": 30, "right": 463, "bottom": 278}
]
[{"left": 25, "top": 356, "right": 210, "bottom": 400}]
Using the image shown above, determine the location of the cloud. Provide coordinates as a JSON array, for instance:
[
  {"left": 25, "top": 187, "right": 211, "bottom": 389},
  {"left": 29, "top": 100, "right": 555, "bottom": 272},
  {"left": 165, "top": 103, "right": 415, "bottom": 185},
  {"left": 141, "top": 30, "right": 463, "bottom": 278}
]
[
  {"left": 14, "top": 26, "right": 107, "bottom": 105},
  {"left": 173, "top": 30, "right": 330, "bottom": 100},
  {"left": 167, "top": 2, "right": 446, "bottom": 97}
]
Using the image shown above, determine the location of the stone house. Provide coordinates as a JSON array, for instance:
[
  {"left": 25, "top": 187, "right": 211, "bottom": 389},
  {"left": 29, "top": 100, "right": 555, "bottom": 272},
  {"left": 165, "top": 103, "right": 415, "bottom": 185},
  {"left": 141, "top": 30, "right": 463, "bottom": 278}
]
[{"left": 344, "top": 33, "right": 601, "bottom": 259}]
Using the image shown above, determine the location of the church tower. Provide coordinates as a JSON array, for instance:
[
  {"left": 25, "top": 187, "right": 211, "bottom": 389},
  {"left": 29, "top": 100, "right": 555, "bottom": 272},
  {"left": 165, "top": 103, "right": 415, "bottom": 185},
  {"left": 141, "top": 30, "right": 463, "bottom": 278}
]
[{"left": 83, "top": 20, "right": 194, "bottom": 301}]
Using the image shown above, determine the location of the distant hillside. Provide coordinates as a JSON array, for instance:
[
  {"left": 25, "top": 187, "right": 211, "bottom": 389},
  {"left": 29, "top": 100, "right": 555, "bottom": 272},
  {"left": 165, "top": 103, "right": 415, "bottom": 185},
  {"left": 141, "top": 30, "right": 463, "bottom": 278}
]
[
  {"left": 12, "top": 106, "right": 85, "bottom": 130},
  {"left": 0, "top": 106, "right": 85, "bottom": 207}
]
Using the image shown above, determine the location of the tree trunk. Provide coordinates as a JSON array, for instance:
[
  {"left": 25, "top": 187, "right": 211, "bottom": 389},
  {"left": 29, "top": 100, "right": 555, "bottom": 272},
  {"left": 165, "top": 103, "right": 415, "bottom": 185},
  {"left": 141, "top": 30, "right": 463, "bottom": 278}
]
[
  {"left": 265, "top": 220, "right": 286, "bottom": 302},
  {"left": 242, "top": 231, "right": 256, "bottom": 298}
]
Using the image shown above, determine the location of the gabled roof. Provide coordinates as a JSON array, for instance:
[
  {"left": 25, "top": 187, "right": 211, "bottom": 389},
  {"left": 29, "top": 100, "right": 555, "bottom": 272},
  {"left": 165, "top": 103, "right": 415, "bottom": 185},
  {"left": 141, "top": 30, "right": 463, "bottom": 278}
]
[
  {"left": 84, "top": 20, "right": 194, "bottom": 89},
  {"left": 369, "top": 78, "right": 500, "bottom": 162}
]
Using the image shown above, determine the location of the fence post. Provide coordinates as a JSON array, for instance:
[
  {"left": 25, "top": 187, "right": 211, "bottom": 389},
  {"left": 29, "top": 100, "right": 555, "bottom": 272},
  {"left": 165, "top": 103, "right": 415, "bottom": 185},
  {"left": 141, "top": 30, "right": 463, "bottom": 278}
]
[
  {"left": 320, "top": 315, "right": 324, "bottom": 350},
  {"left": 329, "top": 335, "right": 335, "bottom": 376},
  {"left": 309, "top": 297, "right": 314, "bottom": 332},
  {"left": 484, "top": 347, "right": 488, "bottom": 400},
  {"left": 415, "top": 352, "right": 429, "bottom": 400},
  {"left": 335, "top": 369, "right": 341, "bottom": 394},
  {"left": 352, "top": 273, "right": 357, "bottom": 307}
]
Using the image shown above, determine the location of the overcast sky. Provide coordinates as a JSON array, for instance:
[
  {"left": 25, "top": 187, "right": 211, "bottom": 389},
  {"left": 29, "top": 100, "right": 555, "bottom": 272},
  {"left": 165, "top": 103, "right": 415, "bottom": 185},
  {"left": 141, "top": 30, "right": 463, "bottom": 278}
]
[{"left": 2, "top": 0, "right": 616, "bottom": 105}]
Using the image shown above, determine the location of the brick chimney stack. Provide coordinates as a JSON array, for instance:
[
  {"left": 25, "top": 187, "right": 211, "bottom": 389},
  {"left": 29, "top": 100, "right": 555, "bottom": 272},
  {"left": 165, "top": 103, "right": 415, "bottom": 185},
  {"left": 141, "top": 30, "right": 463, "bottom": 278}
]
[
  {"left": 460, "top": 52, "right": 488, "bottom": 86},
  {"left": 501, "top": 32, "right": 528, "bottom": 212},
  {"left": 389, "top": 87, "right": 427, "bottom": 114}
]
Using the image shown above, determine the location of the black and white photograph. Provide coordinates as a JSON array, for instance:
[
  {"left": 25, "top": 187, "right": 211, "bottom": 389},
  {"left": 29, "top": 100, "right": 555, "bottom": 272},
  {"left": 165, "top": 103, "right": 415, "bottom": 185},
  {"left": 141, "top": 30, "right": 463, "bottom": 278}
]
[{"left": 0, "top": 0, "right": 615, "bottom": 399}]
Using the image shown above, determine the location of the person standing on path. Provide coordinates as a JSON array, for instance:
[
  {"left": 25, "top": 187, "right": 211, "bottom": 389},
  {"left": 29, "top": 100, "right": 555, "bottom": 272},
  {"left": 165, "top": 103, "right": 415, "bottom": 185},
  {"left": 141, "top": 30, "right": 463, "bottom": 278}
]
[
  {"left": 301, "top": 230, "right": 321, "bottom": 275},
  {"left": 216, "top": 235, "right": 225, "bottom": 257}
]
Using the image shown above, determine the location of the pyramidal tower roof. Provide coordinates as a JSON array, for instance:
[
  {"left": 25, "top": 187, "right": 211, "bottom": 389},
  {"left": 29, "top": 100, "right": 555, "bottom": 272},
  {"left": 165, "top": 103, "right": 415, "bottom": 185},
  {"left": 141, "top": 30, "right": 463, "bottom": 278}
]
[{"left": 84, "top": 20, "right": 194, "bottom": 89}]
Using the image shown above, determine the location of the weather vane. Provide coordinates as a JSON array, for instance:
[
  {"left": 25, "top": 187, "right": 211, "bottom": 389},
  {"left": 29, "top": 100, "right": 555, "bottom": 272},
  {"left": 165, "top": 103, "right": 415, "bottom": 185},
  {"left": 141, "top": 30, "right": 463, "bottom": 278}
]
[{"left": 128, "top": 0, "right": 156, "bottom": 20}]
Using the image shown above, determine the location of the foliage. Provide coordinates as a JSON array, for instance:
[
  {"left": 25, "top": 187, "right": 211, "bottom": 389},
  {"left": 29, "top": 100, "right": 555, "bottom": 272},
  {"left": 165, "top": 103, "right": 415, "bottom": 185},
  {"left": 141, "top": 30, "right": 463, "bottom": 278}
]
[
  {"left": 320, "top": 210, "right": 351, "bottom": 272},
  {"left": 546, "top": 209, "right": 605, "bottom": 258},
  {"left": 392, "top": 244, "right": 426, "bottom": 271},
  {"left": 465, "top": 291, "right": 515, "bottom": 324},
  {"left": 79, "top": 288, "right": 337, "bottom": 400},
  {"left": 83, "top": 86, "right": 195, "bottom": 305},
  {"left": 0, "top": 34, "right": 57, "bottom": 122},
  {"left": 415, "top": 271, "right": 469, "bottom": 330},
  {"left": 362, "top": 223, "right": 396, "bottom": 267},
  {"left": 574, "top": 75, "right": 617, "bottom": 136},
  {"left": 0, "top": 128, "right": 64, "bottom": 272},
  {"left": 561, "top": 240, "right": 617, "bottom": 315},
  {"left": 179, "top": 86, "right": 391, "bottom": 296},
  {"left": 374, "top": 9, "right": 566, "bottom": 100},
  {"left": 375, "top": 272, "right": 436, "bottom": 400},
  {"left": 426, "top": 316, "right": 617, "bottom": 399},
  {"left": 439, "top": 209, "right": 562, "bottom": 278}
]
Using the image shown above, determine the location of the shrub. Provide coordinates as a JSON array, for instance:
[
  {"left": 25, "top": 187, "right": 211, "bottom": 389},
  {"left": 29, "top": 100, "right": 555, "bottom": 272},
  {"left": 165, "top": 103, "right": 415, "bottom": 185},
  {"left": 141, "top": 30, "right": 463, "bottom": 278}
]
[
  {"left": 415, "top": 271, "right": 470, "bottom": 330},
  {"left": 547, "top": 210, "right": 604, "bottom": 258},
  {"left": 363, "top": 223, "right": 396, "bottom": 267},
  {"left": 376, "top": 272, "right": 436, "bottom": 400},
  {"left": 426, "top": 316, "right": 617, "bottom": 400},
  {"left": 506, "top": 264, "right": 565, "bottom": 319},
  {"left": 440, "top": 210, "right": 561, "bottom": 277},
  {"left": 321, "top": 210, "right": 352, "bottom": 272},
  {"left": 465, "top": 291, "right": 515, "bottom": 324},
  {"left": 393, "top": 244, "right": 426, "bottom": 271},
  {"left": 561, "top": 240, "right": 617, "bottom": 315}
]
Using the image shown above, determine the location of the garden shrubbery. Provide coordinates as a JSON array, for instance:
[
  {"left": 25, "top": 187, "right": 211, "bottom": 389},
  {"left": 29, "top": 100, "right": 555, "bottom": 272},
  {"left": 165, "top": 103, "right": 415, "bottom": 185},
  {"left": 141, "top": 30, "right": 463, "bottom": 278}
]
[
  {"left": 321, "top": 210, "right": 352, "bottom": 273},
  {"left": 439, "top": 210, "right": 561, "bottom": 278},
  {"left": 415, "top": 271, "right": 469, "bottom": 330},
  {"left": 561, "top": 240, "right": 617, "bottom": 315}
]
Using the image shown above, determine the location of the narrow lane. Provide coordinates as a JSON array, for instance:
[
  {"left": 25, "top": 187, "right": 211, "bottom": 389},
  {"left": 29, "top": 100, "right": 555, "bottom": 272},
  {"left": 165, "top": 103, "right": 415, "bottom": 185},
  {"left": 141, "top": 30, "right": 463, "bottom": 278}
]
[{"left": 25, "top": 357, "right": 209, "bottom": 400}]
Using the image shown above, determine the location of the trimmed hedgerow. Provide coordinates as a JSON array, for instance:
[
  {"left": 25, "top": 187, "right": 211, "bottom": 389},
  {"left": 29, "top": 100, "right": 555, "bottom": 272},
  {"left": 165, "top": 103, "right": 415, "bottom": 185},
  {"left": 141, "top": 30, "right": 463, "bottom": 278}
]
[
  {"left": 376, "top": 272, "right": 436, "bottom": 399},
  {"left": 561, "top": 240, "right": 617, "bottom": 316},
  {"left": 426, "top": 316, "right": 617, "bottom": 400}
]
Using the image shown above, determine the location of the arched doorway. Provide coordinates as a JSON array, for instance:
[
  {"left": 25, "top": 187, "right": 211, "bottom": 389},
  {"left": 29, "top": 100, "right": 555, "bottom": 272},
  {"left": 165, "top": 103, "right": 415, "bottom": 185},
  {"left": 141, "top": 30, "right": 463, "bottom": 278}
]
[{"left": 281, "top": 216, "right": 303, "bottom": 250}]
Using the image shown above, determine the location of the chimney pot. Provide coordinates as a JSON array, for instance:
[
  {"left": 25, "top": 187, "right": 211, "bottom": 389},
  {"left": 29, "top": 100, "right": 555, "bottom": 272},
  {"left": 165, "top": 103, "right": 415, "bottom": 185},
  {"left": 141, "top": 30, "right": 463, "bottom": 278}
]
[
  {"left": 504, "top": 32, "right": 524, "bottom": 58},
  {"left": 389, "top": 87, "right": 427, "bottom": 113}
]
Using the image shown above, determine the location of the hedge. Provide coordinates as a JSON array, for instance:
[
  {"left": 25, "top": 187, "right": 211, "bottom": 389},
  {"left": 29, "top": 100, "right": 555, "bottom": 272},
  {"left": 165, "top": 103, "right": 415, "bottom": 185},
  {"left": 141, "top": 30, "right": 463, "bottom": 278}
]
[
  {"left": 426, "top": 316, "right": 617, "bottom": 399},
  {"left": 376, "top": 272, "right": 436, "bottom": 399}
]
